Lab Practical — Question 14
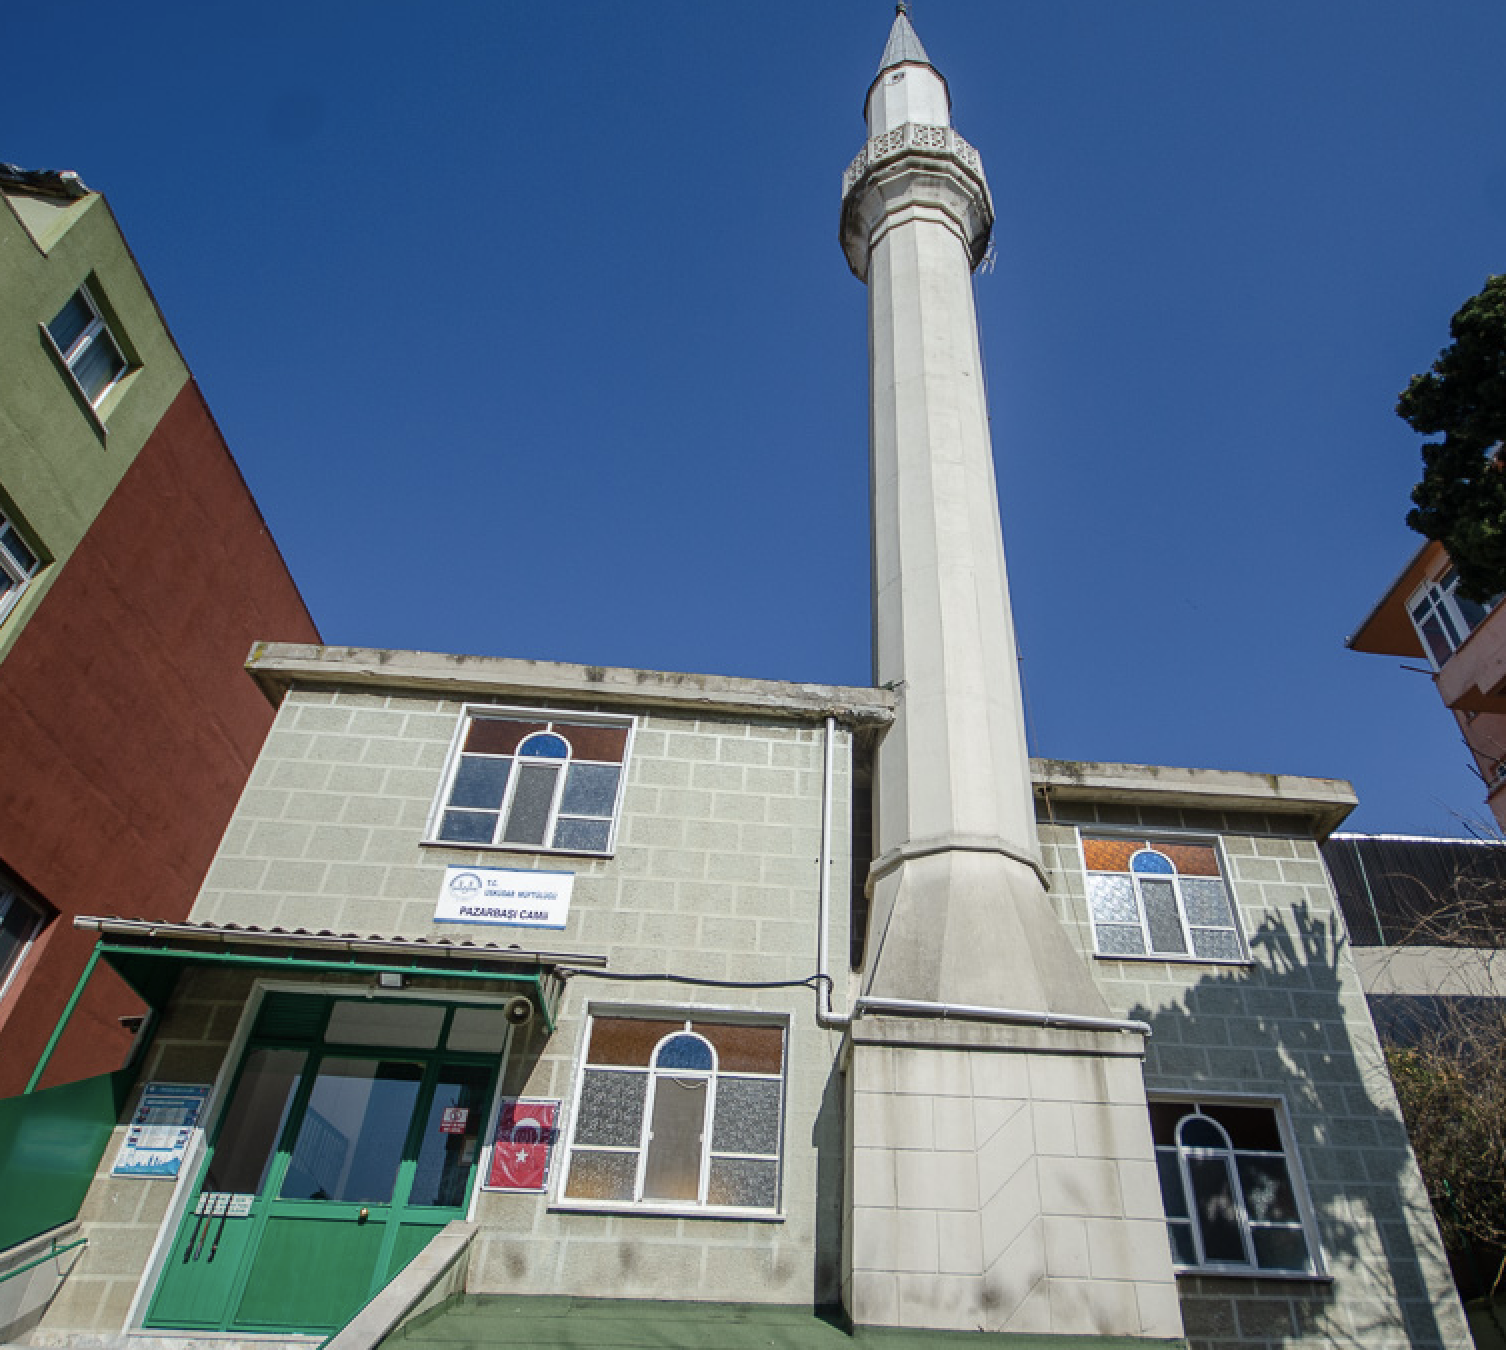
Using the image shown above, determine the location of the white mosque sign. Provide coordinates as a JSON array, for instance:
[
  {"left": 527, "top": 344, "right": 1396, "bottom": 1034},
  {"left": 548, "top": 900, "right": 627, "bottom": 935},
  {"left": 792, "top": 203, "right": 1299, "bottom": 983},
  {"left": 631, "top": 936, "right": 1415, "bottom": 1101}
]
[{"left": 435, "top": 866, "right": 573, "bottom": 929}]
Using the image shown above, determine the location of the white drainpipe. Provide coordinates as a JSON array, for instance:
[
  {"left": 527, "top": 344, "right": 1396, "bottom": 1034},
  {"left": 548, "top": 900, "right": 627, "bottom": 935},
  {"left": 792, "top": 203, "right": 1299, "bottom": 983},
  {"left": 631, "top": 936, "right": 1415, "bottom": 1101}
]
[{"left": 814, "top": 715, "right": 1148, "bottom": 1038}]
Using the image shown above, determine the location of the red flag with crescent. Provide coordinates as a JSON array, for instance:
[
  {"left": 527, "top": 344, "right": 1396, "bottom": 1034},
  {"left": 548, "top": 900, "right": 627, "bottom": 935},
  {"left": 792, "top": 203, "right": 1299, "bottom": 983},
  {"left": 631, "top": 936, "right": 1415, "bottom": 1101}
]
[{"left": 485, "top": 1099, "right": 559, "bottom": 1192}]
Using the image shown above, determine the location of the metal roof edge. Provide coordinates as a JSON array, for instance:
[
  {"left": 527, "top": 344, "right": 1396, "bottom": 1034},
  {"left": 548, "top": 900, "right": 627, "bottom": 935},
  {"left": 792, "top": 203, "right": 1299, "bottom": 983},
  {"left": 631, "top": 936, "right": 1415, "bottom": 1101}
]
[
  {"left": 1328, "top": 830, "right": 1506, "bottom": 846},
  {"left": 73, "top": 915, "right": 608, "bottom": 968}
]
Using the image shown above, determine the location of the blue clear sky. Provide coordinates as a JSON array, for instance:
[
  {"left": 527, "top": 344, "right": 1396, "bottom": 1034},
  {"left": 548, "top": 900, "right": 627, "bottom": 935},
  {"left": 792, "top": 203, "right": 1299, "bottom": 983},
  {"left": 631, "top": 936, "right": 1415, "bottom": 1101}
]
[{"left": 7, "top": 2, "right": 1506, "bottom": 836}]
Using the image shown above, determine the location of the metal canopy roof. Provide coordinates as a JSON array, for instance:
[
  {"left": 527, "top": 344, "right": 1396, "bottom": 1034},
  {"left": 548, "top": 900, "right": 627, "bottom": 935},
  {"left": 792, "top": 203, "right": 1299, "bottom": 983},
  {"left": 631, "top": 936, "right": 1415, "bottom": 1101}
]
[
  {"left": 74, "top": 917, "right": 607, "bottom": 1027},
  {"left": 28, "top": 919, "right": 605, "bottom": 1093}
]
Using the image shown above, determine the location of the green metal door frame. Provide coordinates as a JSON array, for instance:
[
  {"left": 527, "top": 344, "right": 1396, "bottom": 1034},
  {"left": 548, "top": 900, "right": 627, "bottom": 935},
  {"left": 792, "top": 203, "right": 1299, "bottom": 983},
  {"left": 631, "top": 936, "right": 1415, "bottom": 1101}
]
[{"left": 146, "top": 995, "right": 503, "bottom": 1335}]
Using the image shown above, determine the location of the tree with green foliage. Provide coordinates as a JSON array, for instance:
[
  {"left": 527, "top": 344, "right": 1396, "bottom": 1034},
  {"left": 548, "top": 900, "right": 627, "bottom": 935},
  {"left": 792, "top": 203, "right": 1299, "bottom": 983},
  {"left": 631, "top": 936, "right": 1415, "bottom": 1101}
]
[{"left": 1400, "top": 274, "right": 1506, "bottom": 603}]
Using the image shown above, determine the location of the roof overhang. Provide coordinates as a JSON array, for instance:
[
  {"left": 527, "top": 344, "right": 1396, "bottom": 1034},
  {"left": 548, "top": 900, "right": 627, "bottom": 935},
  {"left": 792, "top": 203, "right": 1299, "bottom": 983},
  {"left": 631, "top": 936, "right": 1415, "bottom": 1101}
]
[
  {"left": 1032, "top": 758, "right": 1357, "bottom": 840},
  {"left": 73, "top": 916, "right": 607, "bottom": 1032},
  {"left": 244, "top": 643, "right": 897, "bottom": 728},
  {"left": 1347, "top": 540, "right": 1444, "bottom": 658}
]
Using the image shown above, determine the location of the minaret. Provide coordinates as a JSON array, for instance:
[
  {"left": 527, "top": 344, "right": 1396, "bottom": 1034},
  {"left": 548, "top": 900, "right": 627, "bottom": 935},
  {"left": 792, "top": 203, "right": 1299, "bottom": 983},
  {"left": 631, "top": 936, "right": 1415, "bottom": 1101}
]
[
  {"left": 842, "top": 3, "right": 1105, "bottom": 1019},
  {"left": 839, "top": 10, "right": 1184, "bottom": 1337}
]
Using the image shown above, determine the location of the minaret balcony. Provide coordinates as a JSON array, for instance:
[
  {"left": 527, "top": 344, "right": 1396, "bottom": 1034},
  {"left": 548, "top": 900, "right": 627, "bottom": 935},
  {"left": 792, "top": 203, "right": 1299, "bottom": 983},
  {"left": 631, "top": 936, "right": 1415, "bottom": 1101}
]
[
  {"left": 840, "top": 122, "right": 994, "bottom": 281},
  {"left": 841, "top": 122, "right": 988, "bottom": 200}
]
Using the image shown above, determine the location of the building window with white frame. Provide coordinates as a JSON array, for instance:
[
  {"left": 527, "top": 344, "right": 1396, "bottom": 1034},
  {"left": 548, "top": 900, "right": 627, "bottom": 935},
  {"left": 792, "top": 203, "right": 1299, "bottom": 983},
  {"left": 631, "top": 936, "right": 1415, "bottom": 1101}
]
[
  {"left": 1081, "top": 834, "right": 1246, "bottom": 961},
  {"left": 46, "top": 285, "right": 128, "bottom": 408},
  {"left": 1409, "top": 567, "right": 1494, "bottom": 668},
  {"left": 0, "top": 884, "right": 46, "bottom": 1001},
  {"left": 1151, "top": 1099, "right": 1319, "bottom": 1276},
  {"left": 429, "top": 710, "right": 633, "bottom": 855},
  {"left": 0, "top": 511, "right": 40, "bottom": 624},
  {"left": 557, "top": 1012, "right": 786, "bottom": 1215}
]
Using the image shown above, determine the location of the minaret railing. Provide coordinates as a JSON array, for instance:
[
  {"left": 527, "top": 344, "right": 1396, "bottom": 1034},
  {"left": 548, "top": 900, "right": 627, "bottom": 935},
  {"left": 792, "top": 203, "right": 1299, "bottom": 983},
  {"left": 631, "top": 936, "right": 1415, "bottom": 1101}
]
[{"left": 841, "top": 123, "right": 986, "bottom": 198}]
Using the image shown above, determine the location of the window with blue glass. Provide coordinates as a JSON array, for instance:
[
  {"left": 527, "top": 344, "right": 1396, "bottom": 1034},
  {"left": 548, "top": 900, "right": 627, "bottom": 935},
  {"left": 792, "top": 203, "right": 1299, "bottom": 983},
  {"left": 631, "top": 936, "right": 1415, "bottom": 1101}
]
[
  {"left": 1409, "top": 567, "right": 1496, "bottom": 669},
  {"left": 46, "top": 284, "right": 128, "bottom": 408},
  {"left": 1151, "top": 1099, "right": 1319, "bottom": 1276},
  {"left": 431, "top": 710, "right": 633, "bottom": 855},
  {"left": 0, "top": 508, "right": 40, "bottom": 625},
  {"left": 559, "top": 1013, "right": 787, "bottom": 1215},
  {"left": 1082, "top": 835, "right": 1246, "bottom": 961}
]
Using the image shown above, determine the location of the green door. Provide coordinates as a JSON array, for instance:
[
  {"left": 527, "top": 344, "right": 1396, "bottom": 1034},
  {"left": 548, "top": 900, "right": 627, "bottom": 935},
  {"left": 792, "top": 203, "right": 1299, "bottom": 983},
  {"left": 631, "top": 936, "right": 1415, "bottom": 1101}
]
[{"left": 146, "top": 998, "right": 500, "bottom": 1335}]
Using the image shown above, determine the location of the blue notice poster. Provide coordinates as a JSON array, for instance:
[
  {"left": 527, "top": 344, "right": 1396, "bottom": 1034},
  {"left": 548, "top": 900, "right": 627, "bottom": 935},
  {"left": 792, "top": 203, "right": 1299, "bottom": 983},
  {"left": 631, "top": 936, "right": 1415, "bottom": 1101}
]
[{"left": 111, "top": 1082, "right": 210, "bottom": 1179}]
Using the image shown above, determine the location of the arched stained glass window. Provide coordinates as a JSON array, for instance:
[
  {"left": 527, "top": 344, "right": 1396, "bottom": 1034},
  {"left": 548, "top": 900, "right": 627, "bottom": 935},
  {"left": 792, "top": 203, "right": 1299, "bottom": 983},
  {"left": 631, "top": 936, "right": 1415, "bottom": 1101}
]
[
  {"left": 561, "top": 1015, "right": 786, "bottom": 1214},
  {"left": 1082, "top": 835, "right": 1245, "bottom": 962},
  {"left": 433, "top": 711, "right": 632, "bottom": 855}
]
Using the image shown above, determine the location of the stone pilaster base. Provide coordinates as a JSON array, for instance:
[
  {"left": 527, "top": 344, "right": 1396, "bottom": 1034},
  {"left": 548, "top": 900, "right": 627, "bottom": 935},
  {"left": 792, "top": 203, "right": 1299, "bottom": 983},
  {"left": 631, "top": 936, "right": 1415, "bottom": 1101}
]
[{"left": 843, "top": 1017, "right": 1185, "bottom": 1340}]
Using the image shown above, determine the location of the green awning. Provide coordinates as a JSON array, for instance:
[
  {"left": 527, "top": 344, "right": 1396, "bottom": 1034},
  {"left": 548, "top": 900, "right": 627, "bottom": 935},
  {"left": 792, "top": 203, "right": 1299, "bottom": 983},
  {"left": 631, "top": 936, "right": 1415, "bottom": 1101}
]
[{"left": 73, "top": 916, "right": 607, "bottom": 1034}]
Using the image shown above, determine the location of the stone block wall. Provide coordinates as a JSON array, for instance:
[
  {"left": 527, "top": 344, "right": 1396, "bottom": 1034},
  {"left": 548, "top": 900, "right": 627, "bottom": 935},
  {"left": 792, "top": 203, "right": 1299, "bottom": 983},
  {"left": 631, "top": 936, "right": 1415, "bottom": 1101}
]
[
  {"left": 43, "top": 683, "right": 856, "bottom": 1332},
  {"left": 194, "top": 688, "right": 843, "bottom": 995},
  {"left": 845, "top": 1026, "right": 1182, "bottom": 1338},
  {"left": 1036, "top": 800, "right": 1470, "bottom": 1350}
]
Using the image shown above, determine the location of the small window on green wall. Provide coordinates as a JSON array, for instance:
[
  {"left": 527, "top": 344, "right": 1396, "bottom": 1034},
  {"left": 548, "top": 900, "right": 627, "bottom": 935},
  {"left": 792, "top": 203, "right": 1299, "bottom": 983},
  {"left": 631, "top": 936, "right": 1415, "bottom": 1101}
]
[
  {"left": 47, "top": 284, "right": 128, "bottom": 407},
  {"left": 0, "top": 510, "right": 40, "bottom": 625}
]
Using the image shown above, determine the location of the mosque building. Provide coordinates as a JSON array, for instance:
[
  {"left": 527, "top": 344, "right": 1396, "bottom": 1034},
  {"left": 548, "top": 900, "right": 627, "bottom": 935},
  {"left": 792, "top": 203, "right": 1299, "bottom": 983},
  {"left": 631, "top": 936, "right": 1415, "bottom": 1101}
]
[{"left": 3, "top": 10, "right": 1469, "bottom": 1349}]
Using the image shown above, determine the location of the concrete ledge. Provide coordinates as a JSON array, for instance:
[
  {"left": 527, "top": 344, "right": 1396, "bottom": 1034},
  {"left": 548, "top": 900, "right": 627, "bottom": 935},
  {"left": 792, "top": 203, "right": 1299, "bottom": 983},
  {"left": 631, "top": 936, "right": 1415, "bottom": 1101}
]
[
  {"left": 246, "top": 644, "right": 896, "bottom": 727},
  {"left": 1031, "top": 758, "right": 1356, "bottom": 839}
]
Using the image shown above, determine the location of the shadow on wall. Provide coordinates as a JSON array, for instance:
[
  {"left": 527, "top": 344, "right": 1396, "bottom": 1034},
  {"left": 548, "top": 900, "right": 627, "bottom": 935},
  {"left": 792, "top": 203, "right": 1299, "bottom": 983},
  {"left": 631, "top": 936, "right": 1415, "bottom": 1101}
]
[
  {"left": 1130, "top": 902, "right": 1456, "bottom": 1350},
  {"left": 812, "top": 1060, "right": 844, "bottom": 1306}
]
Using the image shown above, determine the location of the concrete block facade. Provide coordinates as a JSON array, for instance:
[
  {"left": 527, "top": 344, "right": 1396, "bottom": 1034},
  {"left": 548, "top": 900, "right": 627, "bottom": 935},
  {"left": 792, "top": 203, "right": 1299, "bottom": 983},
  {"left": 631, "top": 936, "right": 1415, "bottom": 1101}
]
[
  {"left": 31, "top": 659, "right": 879, "bottom": 1343},
  {"left": 194, "top": 685, "right": 846, "bottom": 994},
  {"left": 27, "top": 666, "right": 1473, "bottom": 1350},
  {"left": 1034, "top": 785, "right": 1470, "bottom": 1350},
  {"left": 197, "top": 679, "right": 858, "bottom": 1309}
]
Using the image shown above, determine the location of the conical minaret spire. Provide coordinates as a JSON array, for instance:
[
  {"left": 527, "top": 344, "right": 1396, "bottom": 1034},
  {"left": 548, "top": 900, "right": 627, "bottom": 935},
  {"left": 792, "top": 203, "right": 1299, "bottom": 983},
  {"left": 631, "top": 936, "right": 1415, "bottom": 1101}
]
[
  {"left": 837, "top": 14, "right": 1181, "bottom": 1338},
  {"left": 877, "top": 4, "right": 931, "bottom": 72}
]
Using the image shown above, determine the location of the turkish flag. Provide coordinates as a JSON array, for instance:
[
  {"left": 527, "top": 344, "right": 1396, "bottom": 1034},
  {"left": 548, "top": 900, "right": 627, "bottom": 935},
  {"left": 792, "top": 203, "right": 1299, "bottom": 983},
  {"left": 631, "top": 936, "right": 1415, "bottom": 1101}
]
[{"left": 486, "top": 1100, "right": 559, "bottom": 1191}]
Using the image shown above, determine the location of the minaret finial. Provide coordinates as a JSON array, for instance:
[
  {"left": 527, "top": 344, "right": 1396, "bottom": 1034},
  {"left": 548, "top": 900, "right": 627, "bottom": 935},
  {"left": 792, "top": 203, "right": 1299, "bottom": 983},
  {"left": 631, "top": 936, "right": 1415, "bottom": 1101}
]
[{"left": 896, "top": 1, "right": 909, "bottom": 14}]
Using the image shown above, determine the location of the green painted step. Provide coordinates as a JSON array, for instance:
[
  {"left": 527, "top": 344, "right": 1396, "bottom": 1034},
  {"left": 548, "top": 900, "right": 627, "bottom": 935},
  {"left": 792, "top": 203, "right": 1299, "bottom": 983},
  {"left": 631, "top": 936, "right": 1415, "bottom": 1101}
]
[{"left": 386, "top": 1294, "right": 1188, "bottom": 1350}]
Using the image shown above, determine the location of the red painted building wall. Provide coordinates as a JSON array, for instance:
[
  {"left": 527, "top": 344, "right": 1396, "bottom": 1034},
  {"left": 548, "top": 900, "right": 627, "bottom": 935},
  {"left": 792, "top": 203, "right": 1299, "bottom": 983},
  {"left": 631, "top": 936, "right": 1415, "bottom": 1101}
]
[{"left": 0, "top": 380, "right": 317, "bottom": 1095}]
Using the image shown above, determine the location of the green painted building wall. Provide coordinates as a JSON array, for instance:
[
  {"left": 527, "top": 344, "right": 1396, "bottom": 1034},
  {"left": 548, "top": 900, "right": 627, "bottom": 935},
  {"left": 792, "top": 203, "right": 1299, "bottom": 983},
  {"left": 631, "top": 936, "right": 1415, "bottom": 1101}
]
[{"left": 0, "top": 180, "right": 189, "bottom": 663}]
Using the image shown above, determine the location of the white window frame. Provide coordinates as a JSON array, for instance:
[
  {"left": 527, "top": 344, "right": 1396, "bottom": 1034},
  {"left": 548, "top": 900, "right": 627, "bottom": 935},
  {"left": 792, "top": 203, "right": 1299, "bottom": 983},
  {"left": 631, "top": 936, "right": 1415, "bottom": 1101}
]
[
  {"left": 425, "top": 705, "right": 636, "bottom": 857},
  {"left": 1150, "top": 1095, "right": 1325, "bottom": 1279},
  {"left": 44, "top": 283, "right": 129, "bottom": 409},
  {"left": 1078, "top": 830, "right": 1249, "bottom": 964},
  {"left": 554, "top": 1008, "right": 788, "bottom": 1220},
  {"left": 1408, "top": 568, "right": 1494, "bottom": 670},
  {"left": 0, "top": 884, "right": 47, "bottom": 1004},
  {"left": 0, "top": 509, "right": 41, "bottom": 625}
]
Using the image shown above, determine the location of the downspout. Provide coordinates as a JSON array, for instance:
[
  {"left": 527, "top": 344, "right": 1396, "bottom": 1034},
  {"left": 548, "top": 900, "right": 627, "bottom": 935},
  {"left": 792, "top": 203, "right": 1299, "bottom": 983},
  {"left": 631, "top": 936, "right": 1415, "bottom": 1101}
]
[{"left": 816, "top": 716, "right": 853, "bottom": 1028}]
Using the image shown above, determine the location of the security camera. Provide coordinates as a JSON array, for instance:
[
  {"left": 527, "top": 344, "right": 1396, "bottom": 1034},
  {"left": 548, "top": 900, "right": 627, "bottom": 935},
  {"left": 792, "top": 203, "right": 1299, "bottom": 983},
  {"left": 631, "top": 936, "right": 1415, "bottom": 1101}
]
[{"left": 503, "top": 996, "right": 535, "bottom": 1027}]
